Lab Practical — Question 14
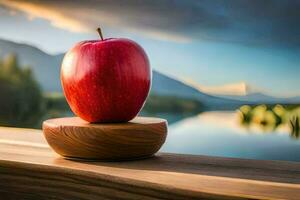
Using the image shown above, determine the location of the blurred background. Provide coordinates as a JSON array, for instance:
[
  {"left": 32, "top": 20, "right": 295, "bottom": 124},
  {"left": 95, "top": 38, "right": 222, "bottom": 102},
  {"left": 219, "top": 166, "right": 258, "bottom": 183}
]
[{"left": 0, "top": 0, "right": 300, "bottom": 161}]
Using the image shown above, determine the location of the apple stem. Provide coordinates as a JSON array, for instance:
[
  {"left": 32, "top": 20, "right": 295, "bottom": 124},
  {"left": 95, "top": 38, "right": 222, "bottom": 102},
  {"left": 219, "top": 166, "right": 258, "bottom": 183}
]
[{"left": 97, "top": 27, "right": 104, "bottom": 41}]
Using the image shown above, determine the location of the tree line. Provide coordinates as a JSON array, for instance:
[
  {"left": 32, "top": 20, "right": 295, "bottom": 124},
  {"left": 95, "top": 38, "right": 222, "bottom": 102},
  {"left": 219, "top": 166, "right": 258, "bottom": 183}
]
[{"left": 0, "top": 54, "right": 43, "bottom": 127}]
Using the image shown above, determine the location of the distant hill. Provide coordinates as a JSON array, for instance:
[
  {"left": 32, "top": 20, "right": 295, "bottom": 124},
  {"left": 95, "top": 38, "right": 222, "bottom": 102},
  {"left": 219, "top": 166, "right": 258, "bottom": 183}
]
[
  {"left": 0, "top": 39, "right": 63, "bottom": 91},
  {"left": 152, "top": 71, "right": 246, "bottom": 109},
  {"left": 0, "top": 38, "right": 252, "bottom": 110},
  {"left": 218, "top": 92, "right": 300, "bottom": 104}
]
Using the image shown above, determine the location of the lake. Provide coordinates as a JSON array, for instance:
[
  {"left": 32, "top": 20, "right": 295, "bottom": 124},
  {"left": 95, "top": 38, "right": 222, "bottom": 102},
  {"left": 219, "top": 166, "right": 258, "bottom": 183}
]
[{"left": 161, "top": 111, "right": 300, "bottom": 162}]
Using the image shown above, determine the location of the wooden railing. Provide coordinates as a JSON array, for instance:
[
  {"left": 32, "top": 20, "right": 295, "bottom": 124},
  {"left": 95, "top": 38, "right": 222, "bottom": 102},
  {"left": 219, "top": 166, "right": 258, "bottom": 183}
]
[{"left": 0, "top": 127, "right": 300, "bottom": 199}]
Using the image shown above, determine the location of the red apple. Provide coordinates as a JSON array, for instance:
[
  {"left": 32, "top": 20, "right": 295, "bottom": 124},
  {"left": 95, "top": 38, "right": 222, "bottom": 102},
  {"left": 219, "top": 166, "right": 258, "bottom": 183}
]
[{"left": 61, "top": 28, "right": 151, "bottom": 123}]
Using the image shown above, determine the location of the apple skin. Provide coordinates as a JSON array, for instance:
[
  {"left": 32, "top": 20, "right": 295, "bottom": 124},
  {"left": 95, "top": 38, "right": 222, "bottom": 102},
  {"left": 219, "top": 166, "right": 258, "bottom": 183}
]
[{"left": 61, "top": 38, "right": 151, "bottom": 123}]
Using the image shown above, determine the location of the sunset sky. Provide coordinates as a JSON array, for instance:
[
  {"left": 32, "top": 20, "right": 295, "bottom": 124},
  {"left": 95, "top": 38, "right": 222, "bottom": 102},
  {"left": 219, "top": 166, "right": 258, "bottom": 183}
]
[{"left": 0, "top": 0, "right": 299, "bottom": 97}]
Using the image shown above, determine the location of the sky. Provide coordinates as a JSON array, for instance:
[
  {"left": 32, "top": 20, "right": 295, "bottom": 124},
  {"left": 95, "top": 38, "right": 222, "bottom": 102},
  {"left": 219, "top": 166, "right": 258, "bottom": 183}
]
[{"left": 0, "top": 0, "right": 299, "bottom": 97}]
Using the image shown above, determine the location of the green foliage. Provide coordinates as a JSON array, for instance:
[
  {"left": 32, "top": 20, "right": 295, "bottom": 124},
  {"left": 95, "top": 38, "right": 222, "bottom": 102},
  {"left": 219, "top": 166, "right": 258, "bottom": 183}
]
[
  {"left": 143, "top": 94, "right": 203, "bottom": 114},
  {"left": 238, "top": 104, "right": 300, "bottom": 138},
  {"left": 42, "top": 93, "right": 202, "bottom": 126},
  {"left": 43, "top": 93, "right": 203, "bottom": 115},
  {"left": 0, "top": 54, "right": 44, "bottom": 127},
  {"left": 41, "top": 92, "right": 72, "bottom": 120},
  {"left": 289, "top": 108, "right": 300, "bottom": 139},
  {"left": 44, "top": 92, "right": 69, "bottom": 111}
]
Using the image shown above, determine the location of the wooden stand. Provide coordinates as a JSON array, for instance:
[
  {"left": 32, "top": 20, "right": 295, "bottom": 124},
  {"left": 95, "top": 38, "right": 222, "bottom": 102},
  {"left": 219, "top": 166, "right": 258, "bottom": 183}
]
[{"left": 42, "top": 117, "right": 168, "bottom": 161}]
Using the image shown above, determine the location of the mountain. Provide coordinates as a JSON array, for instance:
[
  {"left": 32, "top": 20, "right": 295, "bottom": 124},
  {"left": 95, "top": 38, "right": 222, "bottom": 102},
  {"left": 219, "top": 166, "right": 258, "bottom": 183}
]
[
  {"left": 0, "top": 38, "right": 247, "bottom": 109},
  {"left": 152, "top": 71, "right": 246, "bottom": 109},
  {"left": 0, "top": 39, "right": 63, "bottom": 91},
  {"left": 218, "top": 92, "right": 300, "bottom": 104},
  {"left": 184, "top": 74, "right": 300, "bottom": 104}
]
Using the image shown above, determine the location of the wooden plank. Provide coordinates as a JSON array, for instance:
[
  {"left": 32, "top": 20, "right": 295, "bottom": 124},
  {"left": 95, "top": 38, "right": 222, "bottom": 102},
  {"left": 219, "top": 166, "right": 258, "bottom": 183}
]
[{"left": 0, "top": 127, "right": 300, "bottom": 200}]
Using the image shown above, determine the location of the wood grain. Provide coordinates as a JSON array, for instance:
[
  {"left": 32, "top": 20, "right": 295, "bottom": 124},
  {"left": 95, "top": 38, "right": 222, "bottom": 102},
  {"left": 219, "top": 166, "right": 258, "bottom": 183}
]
[
  {"left": 1, "top": 127, "right": 300, "bottom": 199},
  {"left": 42, "top": 117, "right": 168, "bottom": 160}
]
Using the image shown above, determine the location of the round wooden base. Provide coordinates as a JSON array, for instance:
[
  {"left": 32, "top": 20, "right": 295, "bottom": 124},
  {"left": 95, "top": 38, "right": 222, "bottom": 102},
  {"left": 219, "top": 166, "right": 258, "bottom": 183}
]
[{"left": 42, "top": 117, "right": 168, "bottom": 161}]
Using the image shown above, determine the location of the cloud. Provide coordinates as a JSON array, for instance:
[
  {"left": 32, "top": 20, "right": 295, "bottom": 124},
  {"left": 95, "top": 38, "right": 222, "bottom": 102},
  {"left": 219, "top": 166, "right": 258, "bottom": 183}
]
[
  {"left": 0, "top": 0, "right": 193, "bottom": 43},
  {"left": 1, "top": 0, "right": 300, "bottom": 46},
  {"left": 0, "top": 0, "right": 89, "bottom": 33}
]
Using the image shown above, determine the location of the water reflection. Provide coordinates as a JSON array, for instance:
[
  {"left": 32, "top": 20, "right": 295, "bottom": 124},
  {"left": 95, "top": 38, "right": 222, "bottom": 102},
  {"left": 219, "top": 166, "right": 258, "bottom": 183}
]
[
  {"left": 161, "top": 111, "right": 300, "bottom": 162},
  {"left": 290, "top": 116, "right": 300, "bottom": 139},
  {"left": 141, "top": 111, "right": 197, "bottom": 125}
]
